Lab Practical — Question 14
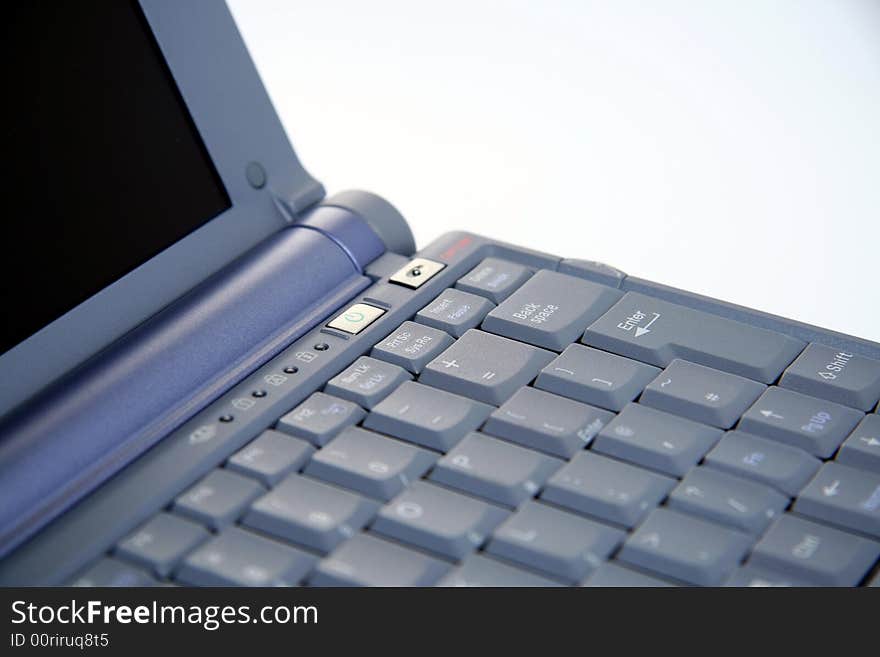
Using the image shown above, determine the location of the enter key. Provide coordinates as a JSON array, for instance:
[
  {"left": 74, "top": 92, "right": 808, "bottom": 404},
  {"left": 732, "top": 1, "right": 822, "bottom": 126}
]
[{"left": 582, "top": 292, "right": 804, "bottom": 384}]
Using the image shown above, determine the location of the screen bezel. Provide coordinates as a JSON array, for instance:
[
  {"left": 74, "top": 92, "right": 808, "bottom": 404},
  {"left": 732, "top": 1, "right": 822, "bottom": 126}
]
[{"left": 0, "top": 0, "right": 324, "bottom": 418}]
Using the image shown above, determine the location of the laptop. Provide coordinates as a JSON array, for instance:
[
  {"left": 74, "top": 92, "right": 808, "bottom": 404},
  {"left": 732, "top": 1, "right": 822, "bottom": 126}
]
[{"left": 1, "top": 1, "right": 878, "bottom": 587}]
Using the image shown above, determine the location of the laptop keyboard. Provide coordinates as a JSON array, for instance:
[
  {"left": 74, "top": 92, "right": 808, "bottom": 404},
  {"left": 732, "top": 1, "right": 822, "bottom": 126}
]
[{"left": 67, "top": 257, "right": 880, "bottom": 587}]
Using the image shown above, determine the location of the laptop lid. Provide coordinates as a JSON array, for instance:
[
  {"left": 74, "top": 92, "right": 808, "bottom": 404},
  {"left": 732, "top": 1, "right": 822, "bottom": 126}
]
[{"left": 0, "top": 0, "right": 324, "bottom": 419}]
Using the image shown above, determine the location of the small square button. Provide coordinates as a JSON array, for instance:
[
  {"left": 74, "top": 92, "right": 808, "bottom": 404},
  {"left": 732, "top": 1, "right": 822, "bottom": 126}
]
[
  {"left": 327, "top": 303, "right": 385, "bottom": 334},
  {"left": 389, "top": 258, "right": 445, "bottom": 289}
]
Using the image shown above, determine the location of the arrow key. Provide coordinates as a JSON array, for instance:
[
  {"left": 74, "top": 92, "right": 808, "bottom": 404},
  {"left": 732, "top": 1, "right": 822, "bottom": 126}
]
[
  {"left": 836, "top": 414, "right": 880, "bottom": 474},
  {"left": 794, "top": 462, "right": 880, "bottom": 539},
  {"left": 739, "top": 387, "right": 863, "bottom": 458}
]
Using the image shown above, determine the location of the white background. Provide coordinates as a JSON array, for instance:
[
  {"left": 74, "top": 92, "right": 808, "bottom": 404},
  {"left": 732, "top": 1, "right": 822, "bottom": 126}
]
[{"left": 229, "top": 0, "right": 880, "bottom": 341}]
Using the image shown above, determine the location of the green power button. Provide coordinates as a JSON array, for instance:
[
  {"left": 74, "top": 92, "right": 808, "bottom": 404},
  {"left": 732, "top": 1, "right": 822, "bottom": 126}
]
[{"left": 327, "top": 303, "right": 386, "bottom": 335}]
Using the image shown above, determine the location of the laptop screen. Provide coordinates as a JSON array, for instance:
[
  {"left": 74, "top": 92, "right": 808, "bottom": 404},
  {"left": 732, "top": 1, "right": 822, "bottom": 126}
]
[{"left": 2, "top": 1, "right": 231, "bottom": 357}]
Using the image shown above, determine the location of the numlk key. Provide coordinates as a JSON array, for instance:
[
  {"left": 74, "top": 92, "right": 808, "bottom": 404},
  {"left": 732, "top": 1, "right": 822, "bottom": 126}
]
[
  {"left": 324, "top": 356, "right": 412, "bottom": 409},
  {"left": 482, "top": 270, "right": 623, "bottom": 351},
  {"left": 420, "top": 329, "right": 555, "bottom": 405},
  {"left": 582, "top": 292, "right": 805, "bottom": 383}
]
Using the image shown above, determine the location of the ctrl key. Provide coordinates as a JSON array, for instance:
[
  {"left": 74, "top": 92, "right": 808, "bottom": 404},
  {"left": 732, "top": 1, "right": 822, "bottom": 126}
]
[{"left": 749, "top": 514, "right": 880, "bottom": 586}]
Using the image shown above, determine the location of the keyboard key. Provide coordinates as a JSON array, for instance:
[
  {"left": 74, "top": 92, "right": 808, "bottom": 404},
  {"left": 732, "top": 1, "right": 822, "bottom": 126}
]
[
  {"left": 324, "top": 356, "right": 412, "bottom": 409},
  {"left": 116, "top": 513, "right": 209, "bottom": 578},
  {"left": 176, "top": 526, "right": 316, "bottom": 586},
  {"left": 227, "top": 429, "right": 314, "bottom": 486},
  {"left": 667, "top": 467, "right": 788, "bottom": 535},
  {"left": 276, "top": 392, "right": 365, "bottom": 446},
  {"left": 640, "top": 359, "right": 765, "bottom": 429},
  {"left": 749, "top": 514, "right": 880, "bottom": 586},
  {"left": 372, "top": 481, "right": 509, "bottom": 559},
  {"left": 364, "top": 381, "right": 492, "bottom": 451},
  {"left": 430, "top": 433, "right": 562, "bottom": 507},
  {"left": 582, "top": 292, "right": 804, "bottom": 383},
  {"left": 703, "top": 430, "right": 820, "bottom": 496},
  {"left": 438, "top": 553, "right": 560, "bottom": 587},
  {"left": 173, "top": 469, "right": 265, "bottom": 530},
  {"left": 535, "top": 344, "right": 660, "bottom": 412},
  {"left": 243, "top": 474, "right": 378, "bottom": 553},
  {"left": 619, "top": 508, "right": 752, "bottom": 586},
  {"left": 793, "top": 462, "right": 880, "bottom": 538},
  {"left": 780, "top": 344, "right": 880, "bottom": 411},
  {"left": 582, "top": 562, "right": 675, "bottom": 587},
  {"left": 455, "top": 257, "right": 532, "bottom": 303},
  {"left": 739, "top": 387, "right": 863, "bottom": 458},
  {"left": 305, "top": 426, "right": 436, "bottom": 501},
  {"left": 416, "top": 287, "right": 494, "bottom": 338},
  {"left": 371, "top": 321, "right": 454, "bottom": 373},
  {"left": 420, "top": 329, "right": 555, "bottom": 405},
  {"left": 541, "top": 451, "right": 675, "bottom": 527},
  {"left": 724, "top": 565, "right": 812, "bottom": 587},
  {"left": 69, "top": 558, "right": 158, "bottom": 587},
  {"left": 311, "top": 533, "right": 449, "bottom": 586},
  {"left": 487, "top": 501, "right": 623, "bottom": 583},
  {"left": 484, "top": 386, "right": 613, "bottom": 458},
  {"left": 482, "top": 270, "right": 622, "bottom": 351},
  {"left": 836, "top": 414, "right": 880, "bottom": 473},
  {"left": 593, "top": 403, "right": 721, "bottom": 477}
]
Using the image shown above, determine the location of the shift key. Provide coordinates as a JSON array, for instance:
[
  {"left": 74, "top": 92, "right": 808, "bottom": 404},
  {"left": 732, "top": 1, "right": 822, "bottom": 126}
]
[{"left": 582, "top": 292, "right": 804, "bottom": 383}]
